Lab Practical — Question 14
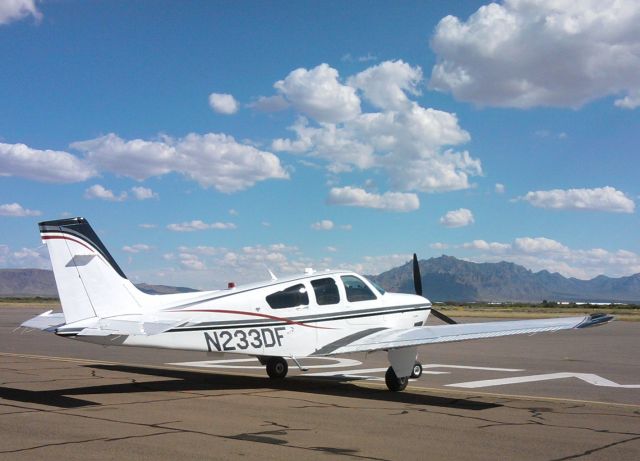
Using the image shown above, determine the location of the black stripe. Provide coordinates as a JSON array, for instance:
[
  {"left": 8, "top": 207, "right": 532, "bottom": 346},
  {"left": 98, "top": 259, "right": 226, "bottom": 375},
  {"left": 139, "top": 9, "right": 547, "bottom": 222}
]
[
  {"left": 168, "top": 305, "right": 430, "bottom": 332},
  {"left": 311, "top": 327, "right": 388, "bottom": 356}
]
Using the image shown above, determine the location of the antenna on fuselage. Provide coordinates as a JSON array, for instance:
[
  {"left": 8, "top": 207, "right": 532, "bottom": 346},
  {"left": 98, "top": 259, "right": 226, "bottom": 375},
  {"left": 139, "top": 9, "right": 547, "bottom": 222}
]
[{"left": 264, "top": 265, "right": 277, "bottom": 281}]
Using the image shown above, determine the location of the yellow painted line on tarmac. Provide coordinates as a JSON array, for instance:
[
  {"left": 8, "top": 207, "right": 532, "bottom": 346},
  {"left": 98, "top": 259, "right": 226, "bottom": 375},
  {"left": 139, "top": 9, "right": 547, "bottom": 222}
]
[{"left": 2, "top": 351, "right": 638, "bottom": 410}]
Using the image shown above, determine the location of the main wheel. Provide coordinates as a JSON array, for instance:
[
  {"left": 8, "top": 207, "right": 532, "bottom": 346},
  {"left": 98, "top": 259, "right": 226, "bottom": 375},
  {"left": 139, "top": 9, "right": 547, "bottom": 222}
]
[
  {"left": 410, "top": 361, "right": 423, "bottom": 379},
  {"left": 385, "top": 366, "right": 408, "bottom": 392},
  {"left": 266, "top": 357, "right": 288, "bottom": 379}
]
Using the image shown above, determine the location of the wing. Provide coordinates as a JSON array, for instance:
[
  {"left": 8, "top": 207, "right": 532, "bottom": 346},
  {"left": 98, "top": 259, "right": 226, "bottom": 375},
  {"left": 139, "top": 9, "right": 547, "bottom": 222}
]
[{"left": 313, "top": 314, "right": 613, "bottom": 356}]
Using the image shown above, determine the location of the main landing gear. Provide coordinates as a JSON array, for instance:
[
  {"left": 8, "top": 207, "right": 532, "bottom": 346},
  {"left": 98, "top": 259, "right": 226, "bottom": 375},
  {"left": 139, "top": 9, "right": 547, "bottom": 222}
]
[
  {"left": 385, "top": 361, "right": 422, "bottom": 392},
  {"left": 264, "top": 357, "right": 288, "bottom": 379},
  {"left": 260, "top": 356, "right": 423, "bottom": 391}
]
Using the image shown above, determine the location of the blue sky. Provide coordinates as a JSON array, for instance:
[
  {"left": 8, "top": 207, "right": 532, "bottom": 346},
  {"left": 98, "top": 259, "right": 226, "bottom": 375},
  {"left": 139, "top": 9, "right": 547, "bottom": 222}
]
[{"left": 1, "top": 0, "right": 639, "bottom": 289}]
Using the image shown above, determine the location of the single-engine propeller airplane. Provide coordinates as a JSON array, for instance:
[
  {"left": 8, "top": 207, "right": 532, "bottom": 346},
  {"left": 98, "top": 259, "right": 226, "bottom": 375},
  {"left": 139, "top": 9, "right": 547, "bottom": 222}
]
[{"left": 22, "top": 217, "right": 613, "bottom": 391}]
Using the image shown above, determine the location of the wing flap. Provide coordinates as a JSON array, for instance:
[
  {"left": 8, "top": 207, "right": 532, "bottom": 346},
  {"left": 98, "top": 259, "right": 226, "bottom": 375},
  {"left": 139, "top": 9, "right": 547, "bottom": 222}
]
[{"left": 315, "top": 314, "right": 613, "bottom": 356}]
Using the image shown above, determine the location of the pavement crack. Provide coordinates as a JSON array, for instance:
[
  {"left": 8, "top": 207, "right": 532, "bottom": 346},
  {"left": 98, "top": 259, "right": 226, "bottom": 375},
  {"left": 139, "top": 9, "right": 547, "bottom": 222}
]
[
  {"left": 549, "top": 435, "right": 640, "bottom": 461},
  {"left": 0, "top": 436, "right": 109, "bottom": 454}
]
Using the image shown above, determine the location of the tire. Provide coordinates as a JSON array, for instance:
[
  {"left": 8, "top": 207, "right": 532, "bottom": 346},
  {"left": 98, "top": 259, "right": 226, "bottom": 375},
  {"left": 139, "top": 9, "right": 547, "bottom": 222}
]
[
  {"left": 266, "top": 357, "right": 288, "bottom": 379},
  {"left": 385, "top": 366, "right": 408, "bottom": 392},
  {"left": 410, "top": 362, "right": 423, "bottom": 379}
]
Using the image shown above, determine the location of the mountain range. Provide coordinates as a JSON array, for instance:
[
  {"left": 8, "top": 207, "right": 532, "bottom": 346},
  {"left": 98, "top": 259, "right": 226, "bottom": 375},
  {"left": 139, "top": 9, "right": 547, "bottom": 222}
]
[
  {"left": 0, "top": 269, "right": 196, "bottom": 297},
  {"left": 369, "top": 256, "right": 640, "bottom": 303},
  {"left": 2, "top": 255, "right": 639, "bottom": 303}
]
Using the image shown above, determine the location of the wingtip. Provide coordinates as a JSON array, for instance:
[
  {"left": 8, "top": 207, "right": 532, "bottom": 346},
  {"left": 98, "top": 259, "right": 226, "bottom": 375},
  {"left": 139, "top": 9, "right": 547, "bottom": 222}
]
[{"left": 576, "top": 313, "right": 614, "bottom": 329}]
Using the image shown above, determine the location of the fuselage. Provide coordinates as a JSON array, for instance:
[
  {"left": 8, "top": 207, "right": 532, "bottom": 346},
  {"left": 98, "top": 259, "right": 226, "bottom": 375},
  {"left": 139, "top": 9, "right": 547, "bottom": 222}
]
[{"left": 57, "top": 270, "right": 432, "bottom": 358}]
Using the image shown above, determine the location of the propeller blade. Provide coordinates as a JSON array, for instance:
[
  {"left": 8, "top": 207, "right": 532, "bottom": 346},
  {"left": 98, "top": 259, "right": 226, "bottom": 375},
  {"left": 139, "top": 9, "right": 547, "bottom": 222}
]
[
  {"left": 430, "top": 307, "right": 457, "bottom": 325},
  {"left": 412, "top": 253, "right": 422, "bottom": 296}
]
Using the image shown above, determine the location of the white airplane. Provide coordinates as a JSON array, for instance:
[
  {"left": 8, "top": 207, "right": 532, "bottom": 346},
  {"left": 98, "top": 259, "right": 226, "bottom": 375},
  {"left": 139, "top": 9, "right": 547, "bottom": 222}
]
[{"left": 22, "top": 217, "right": 613, "bottom": 391}]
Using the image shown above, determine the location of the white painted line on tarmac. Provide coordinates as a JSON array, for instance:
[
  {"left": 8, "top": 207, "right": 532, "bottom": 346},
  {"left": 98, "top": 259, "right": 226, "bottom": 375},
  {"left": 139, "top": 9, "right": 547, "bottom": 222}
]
[
  {"left": 447, "top": 372, "right": 640, "bottom": 389},
  {"left": 304, "top": 367, "right": 388, "bottom": 377},
  {"left": 424, "top": 364, "right": 524, "bottom": 372}
]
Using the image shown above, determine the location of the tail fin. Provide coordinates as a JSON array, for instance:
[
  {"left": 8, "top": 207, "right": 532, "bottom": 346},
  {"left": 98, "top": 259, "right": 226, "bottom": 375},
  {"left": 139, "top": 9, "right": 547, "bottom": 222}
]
[{"left": 40, "top": 217, "right": 147, "bottom": 323}]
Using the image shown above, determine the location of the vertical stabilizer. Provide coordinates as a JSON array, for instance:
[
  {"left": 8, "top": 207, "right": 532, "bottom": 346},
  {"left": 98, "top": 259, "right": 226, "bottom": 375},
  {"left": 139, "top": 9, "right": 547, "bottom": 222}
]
[{"left": 40, "top": 217, "right": 146, "bottom": 323}]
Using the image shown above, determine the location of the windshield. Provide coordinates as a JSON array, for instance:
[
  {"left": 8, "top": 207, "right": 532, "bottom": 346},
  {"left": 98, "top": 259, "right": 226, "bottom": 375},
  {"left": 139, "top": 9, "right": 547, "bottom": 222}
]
[{"left": 363, "top": 276, "right": 385, "bottom": 295}]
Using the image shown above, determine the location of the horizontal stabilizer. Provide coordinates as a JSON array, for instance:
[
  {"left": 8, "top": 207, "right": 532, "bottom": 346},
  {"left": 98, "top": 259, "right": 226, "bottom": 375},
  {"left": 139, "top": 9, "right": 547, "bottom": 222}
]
[
  {"left": 21, "top": 310, "right": 66, "bottom": 331},
  {"left": 70, "top": 315, "right": 187, "bottom": 337}
]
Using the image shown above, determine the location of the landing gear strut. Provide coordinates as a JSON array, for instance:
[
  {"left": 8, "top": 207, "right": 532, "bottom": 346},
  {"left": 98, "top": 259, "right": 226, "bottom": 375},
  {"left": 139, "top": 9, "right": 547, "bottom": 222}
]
[
  {"left": 265, "top": 357, "right": 288, "bottom": 379},
  {"left": 385, "top": 366, "right": 408, "bottom": 392}
]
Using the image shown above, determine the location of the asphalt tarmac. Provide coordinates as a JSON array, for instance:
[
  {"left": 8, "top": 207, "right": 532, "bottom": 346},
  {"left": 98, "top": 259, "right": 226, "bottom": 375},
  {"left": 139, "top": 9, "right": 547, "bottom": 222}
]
[{"left": 1, "top": 307, "right": 639, "bottom": 460}]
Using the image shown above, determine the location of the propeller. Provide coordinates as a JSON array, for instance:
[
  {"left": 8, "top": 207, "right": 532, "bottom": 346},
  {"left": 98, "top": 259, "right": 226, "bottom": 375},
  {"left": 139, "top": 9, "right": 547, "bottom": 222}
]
[{"left": 412, "top": 253, "right": 457, "bottom": 325}]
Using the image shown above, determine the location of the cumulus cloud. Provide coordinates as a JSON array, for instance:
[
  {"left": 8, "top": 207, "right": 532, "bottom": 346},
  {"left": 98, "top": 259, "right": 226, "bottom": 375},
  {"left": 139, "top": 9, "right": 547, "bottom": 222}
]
[
  {"left": 274, "top": 64, "right": 361, "bottom": 123},
  {"left": 157, "top": 244, "right": 413, "bottom": 289},
  {"left": 166, "top": 220, "right": 237, "bottom": 232},
  {"left": 0, "top": 0, "right": 41, "bottom": 25},
  {"left": 154, "top": 243, "right": 306, "bottom": 286},
  {"left": 131, "top": 186, "right": 158, "bottom": 200},
  {"left": 462, "top": 239, "right": 510, "bottom": 252},
  {"left": 518, "top": 186, "right": 635, "bottom": 213},
  {"left": 348, "top": 60, "right": 422, "bottom": 111},
  {"left": 0, "top": 202, "right": 41, "bottom": 217},
  {"left": 458, "top": 236, "right": 640, "bottom": 279},
  {"left": 0, "top": 244, "right": 50, "bottom": 269},
  {"left": 429, "top": 0, "right": 640, "bottom": 109},
  {"left": 208, "top": 93, "right": 239, "bottom": 114},
  {"left": 311, "top": 220, "right": 334, "bottom": 231},
  {"left": 342, "top": 253, "right": 413, "bottom": 277},
  {"left": 273, "top": 102, "right": 479, "bottom": 193},
  {"left": 514, "top": 237, "right": 568, "bottom": 254},
  {"left": 614, "top": 89, "right": 640, "bottom": 109},
  {"left": 495, "top": 183, "right": 505, "bottom": 194},
  {"left": 260, "top": 60, "right": 482, "bottom": 194},
  {"left": 122, "top": 244, "right": 153, "bottom": 254},
  {"left": 250, "top": 95, "right": 289, "bottom": 112},
  {"left": 84, "top": 184, "right": 127, "bottom": 202},
  {"left": 0, "top": 142, "right": 96, "bottom": 183},
  {"left": 327, "top": 186, "right": 419, "bottom": 212},
  {"left": 341, "top": 52, "right": 378, "bottom": 63},
  {"left": 72, "top": 132, "right": 289, "bottom": 193},
  {"left": 439, "top": 208, "right": 474, "bottom": 228}
]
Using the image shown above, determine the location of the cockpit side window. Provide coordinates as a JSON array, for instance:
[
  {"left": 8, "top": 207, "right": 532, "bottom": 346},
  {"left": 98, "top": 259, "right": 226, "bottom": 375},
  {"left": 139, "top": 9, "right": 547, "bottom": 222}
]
[
  {"left": 266, "top": 284, "right": 309, "bottom": 309},
  {"left": 341, "top": 275, "right": 377, "bottom": 302},
  {"left": 311, "top": 278, "right": 340, "bottom": 305}
]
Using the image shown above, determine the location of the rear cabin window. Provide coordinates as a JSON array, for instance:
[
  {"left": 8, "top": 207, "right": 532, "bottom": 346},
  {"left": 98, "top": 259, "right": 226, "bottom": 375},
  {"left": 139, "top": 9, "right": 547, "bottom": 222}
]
[
  {"left": 311, "top": 278, "right": 340, "bottom": 305},
  {"left": 266, "top": 284, "right": 309, "bottom": 309},
  {"left": 341, "top": 275, "right": 377, "bottom": 302}
]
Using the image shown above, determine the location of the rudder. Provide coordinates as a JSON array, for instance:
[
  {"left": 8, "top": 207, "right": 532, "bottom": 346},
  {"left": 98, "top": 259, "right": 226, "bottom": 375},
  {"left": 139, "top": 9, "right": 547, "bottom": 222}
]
[{"left": 40, "top": 217, "right": 145, "bottom": 323}]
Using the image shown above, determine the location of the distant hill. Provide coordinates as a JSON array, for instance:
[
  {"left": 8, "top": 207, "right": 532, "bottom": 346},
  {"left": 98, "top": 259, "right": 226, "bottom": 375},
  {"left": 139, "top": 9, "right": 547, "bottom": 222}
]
[
  {"left": 3, "top": 258, "right": 640, "bottom": 303},
  {"left": 370, "top": 255, "right": 640, "bottom": 303},
  {"left": 0, "top": 269, "right": 58, "bottom": 297},
  {"left": 0, "top": 269, "right": 198, "bottom": 297},
  {"left": 135, "top": 283, "right": 198, "bottom": 295}
]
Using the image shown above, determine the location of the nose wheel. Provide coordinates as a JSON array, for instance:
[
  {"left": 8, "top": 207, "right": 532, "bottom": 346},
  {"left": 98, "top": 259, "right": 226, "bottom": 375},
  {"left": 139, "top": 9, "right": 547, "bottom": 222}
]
[
  {"left": 266, "top": 357, "right": 288, "bottom": 379},
  {"left": 410, "top": 361, "right": 423, "bottom": 379}
]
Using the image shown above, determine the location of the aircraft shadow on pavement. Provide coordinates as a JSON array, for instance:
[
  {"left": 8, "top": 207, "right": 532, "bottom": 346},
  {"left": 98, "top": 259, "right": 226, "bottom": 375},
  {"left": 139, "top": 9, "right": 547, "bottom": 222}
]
[{"left": 0, "top": 364, "right": 500, "bottom": 411}]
